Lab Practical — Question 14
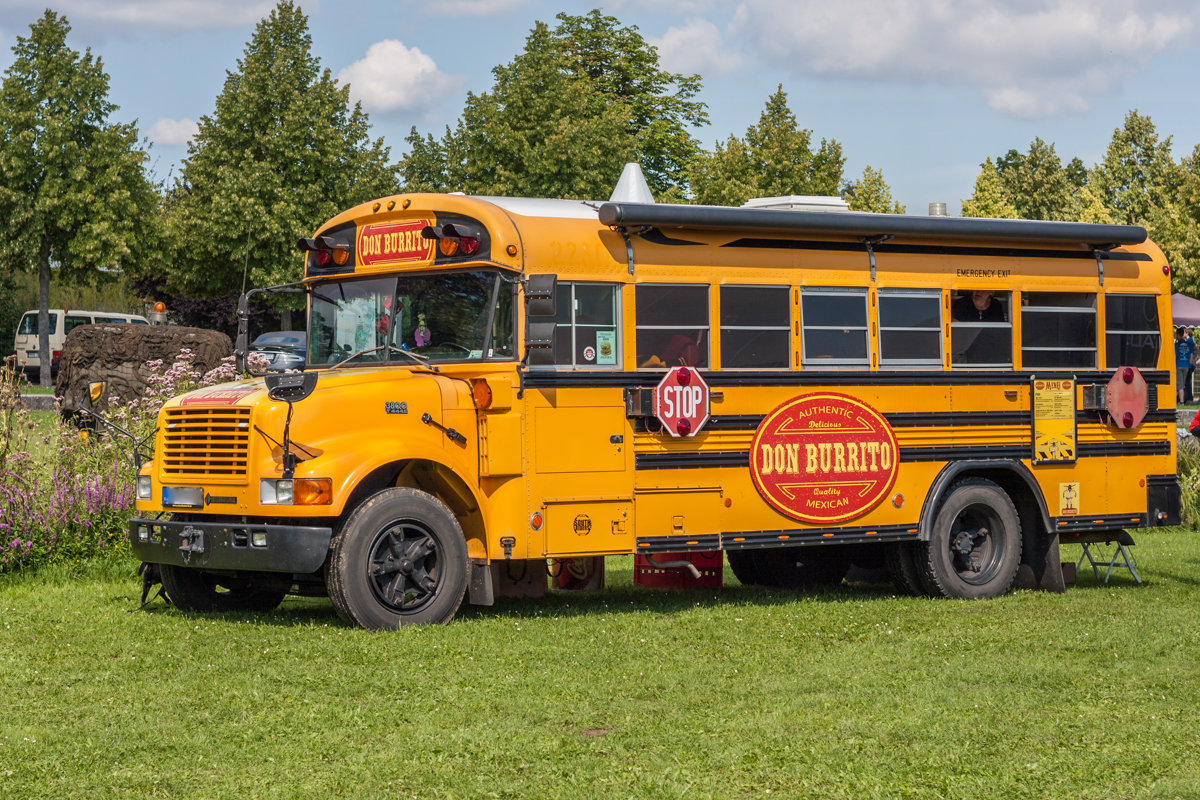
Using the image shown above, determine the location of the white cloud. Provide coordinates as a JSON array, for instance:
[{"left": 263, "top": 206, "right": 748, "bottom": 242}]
[
  {"left": 145, "top": 117, "right": 199, "bottom": 146},
  {"left": 730, "top": 0, "right": 1198, "bottom": 118},
  {"left": 401, "top": 0, "right": 529, "bottom": 14},
  {"left": 337, "top": 40, "right": 462, "bottom": 114},
  {"left": 650, "top": 19, "right": 742, "bottom": 77},
  {"left": 0, "top": 1, "right": 274, "bottom": 33}
]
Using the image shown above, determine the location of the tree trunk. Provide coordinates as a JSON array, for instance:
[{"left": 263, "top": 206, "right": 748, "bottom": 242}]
[{"left": 38, "top": 246, "right": 51, "bottom": 387}]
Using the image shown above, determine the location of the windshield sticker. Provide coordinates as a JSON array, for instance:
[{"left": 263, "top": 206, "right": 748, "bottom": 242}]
[{"left": 750, "top": 393, "right": 899, "bottom": 524}]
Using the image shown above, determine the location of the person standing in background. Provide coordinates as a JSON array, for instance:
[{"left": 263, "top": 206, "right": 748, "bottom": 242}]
[
  {"left": 1186, "top": 327, "right": 1196, "bottom": 404},
  {"left": 1175, "top": 327, "right": 1194, "bottom": 404}
]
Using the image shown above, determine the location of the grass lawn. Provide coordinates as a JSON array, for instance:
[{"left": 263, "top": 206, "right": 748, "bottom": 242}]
[{"left": 2, "top": 530, "right": 1199, "bottom": 799}]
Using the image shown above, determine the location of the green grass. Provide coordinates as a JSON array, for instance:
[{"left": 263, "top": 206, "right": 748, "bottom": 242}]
[{"left": 2, "top": 531, "right": 1200, "bottom": 799}]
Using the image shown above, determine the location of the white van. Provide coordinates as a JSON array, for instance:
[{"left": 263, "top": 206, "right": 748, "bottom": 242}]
[{"left": 12, "top": 309, "right": 149, "bottom": 377}]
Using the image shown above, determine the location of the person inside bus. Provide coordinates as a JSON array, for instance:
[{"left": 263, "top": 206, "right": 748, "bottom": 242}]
[
  {"left": 952, "top": 290, "right": 1006, "bottom": 322},
  {"left": 640, "top": 333, "right": 700, "bottom": 368}
]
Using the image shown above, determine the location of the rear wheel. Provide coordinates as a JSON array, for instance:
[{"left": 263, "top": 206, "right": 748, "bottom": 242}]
[
  {"left": 884, "top": 541, "right": 927, "bottom": 596},
  {"left": 917, "top": 479, "right": 1022, "bottom": 599},
  {"left": 327, "top": 487, "right": 468, "bottom": 629},
  {"left": 159, "top": 565, "right": 287, "bottom": 613},
  {"left": 726, "top": 550, "right": 764, "bottom": 586}
]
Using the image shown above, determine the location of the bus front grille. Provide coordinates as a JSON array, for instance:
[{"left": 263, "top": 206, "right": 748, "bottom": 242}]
[{"left": 161, "top": 407, "right": 251, "bottom": 479}]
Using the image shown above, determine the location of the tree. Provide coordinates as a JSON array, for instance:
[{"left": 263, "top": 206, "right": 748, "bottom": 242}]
[
  {"left": 0, "top": 11, "right": 159, "bottom": 385},
  {"left": 1090, "top": 110, "right": 1177, "bottom": 227},
  {"left": 163, "top": 1, "right": 396, "bottom": 325},
  {"left": 842, "top": 165, "right": 905, "bottom": 214},
  {"left": 992, "top": 138, "right": 1075, "bottom": 221},
  {"left": 689, "top": 86, "right": 844, "bottom": 206},
  {"left": 961, "top": 157, "right": 1020, "bottom": 218},
  {"left": 400, "top": 11, "right": 707, "bottom": 199}
]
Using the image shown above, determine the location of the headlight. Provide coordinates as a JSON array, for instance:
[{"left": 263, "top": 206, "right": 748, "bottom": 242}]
[
  {"left": 137, "top": 476, "right": 152, "bottom": 500},
  {"left": 260, "top": 478, "right": 332, "bottom": 506},
  {"left": 261, "top": 479, "right": 293, "bottom": 505}
]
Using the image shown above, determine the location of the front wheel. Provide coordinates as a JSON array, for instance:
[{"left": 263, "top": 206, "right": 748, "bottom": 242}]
[
  {"left": 159, "top": 565, "right": 287, "bottom": 613},
  {"left": 327, "top": 487, "right": 468, "bottom": 629},
  {"left": 917, "top": 478, "right": 1022, "bottom": 599}
]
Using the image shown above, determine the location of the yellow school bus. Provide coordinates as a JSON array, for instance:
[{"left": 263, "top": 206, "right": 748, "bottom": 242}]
[{"left": 128, "top": 168, "right": 1181, "bottom": 628}]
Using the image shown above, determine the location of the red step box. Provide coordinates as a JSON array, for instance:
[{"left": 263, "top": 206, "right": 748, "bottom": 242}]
[{"left": 634, "top": 551, "right": 723, "bottom": 590}]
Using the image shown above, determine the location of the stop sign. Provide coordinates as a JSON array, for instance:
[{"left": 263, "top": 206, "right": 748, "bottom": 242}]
[{"left": 653, "top": 366, "right": 710, "bottom": 437}]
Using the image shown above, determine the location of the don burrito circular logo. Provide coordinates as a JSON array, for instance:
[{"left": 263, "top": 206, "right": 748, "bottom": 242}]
[{"left": 750, "top": 393, "right": 899, "bottom": 524}]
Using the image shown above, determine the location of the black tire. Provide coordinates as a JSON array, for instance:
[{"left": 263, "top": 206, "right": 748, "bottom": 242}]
[
  {"left": 327, "top": 487, "right": 468, "bottom": 629},
  {"left": 884, "top": 541, "right": 927, "bottom": 596},
  {"left": 916, "top": 478, "right": 1022, "bottom": 599},
  {"left": 726, "top": 550, "right": 763, "bottom": 586},
  {"left": 159, "top": 565, "right": 288, "bottom": 613},
  {"left": 753, "top": 546, "right": 851, "bottom": 588}
]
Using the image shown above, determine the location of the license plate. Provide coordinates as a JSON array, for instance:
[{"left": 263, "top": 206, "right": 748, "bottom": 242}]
[
  {"left": 26, "top": 351, "right": 37, "bottom": 359},
  {"left": 161, "top": 486, "right": 204, "bottom": 508}
]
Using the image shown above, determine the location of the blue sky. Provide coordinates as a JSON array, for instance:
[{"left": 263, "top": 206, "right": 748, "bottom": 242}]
[{"left": 1, "top": 0, "right": 1199, "bottom": 214}]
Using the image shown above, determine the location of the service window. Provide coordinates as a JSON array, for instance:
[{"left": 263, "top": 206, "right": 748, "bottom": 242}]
[
  {"left": 636, "top": 284, "right": 709, "bottom": 368},
  {"left": 951, "top": 289, "right": 1012, "bottom": 368},
  {"left": 801, "top": 288, "right": 867, "bottom": 366},
  {"left": 1105, "top": 294, "right": 1160, "bottom": 369},
  {"left": 720, "top": 285, "right": 790, "bottom": 369},
  {"left": 1021, "top": 292, "right": 1097, "bottom": 369},
  {"left": 549, "top": 282, "right": 621, "bottom": 368},
  {"left": 878, "top": 289, "right": 941, "bottom": 366}
]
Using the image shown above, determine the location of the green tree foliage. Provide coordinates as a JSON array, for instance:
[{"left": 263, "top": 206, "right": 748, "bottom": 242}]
[
  {"left": 961, "top": 157, "right": 1020, "bottom": 218},
  {"left": 689, "top": 86, "right": 844, "bottom": 206},
  {"left": 992, "top": 138, "right": 1076, "bottom": 220},
  {"left": 842, "top": 165, "right": 905, "bottom": 214},
  {"left": 163, "top": 1, "right": 396, "bottom": 317},
  {"left": 400, "top": 11, "right": 707, "bottom": 199},
  {"left": 1090, "top": 110, "right": 1176, "bottom": 227},
  {"left": 0, "top": 11, "right": 159, "bottom": 385}
]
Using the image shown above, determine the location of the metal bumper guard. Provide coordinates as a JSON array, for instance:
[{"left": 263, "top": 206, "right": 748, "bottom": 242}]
[{"left": 129, "top": 518, "right": 332, "bottom": 573}]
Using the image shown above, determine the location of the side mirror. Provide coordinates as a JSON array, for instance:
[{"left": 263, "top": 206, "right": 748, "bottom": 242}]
[
  {"left": 525, "top": 274, "right": 557, "bottom": 317},
  {"left": 523, "top": 274, "right": 558, "bottom": 365},
  {"left": 88, "top": 381, "right": 106, "bottom": 405}
]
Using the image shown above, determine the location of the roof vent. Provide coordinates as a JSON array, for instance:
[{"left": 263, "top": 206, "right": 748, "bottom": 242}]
[
  {"left": 742, "top": 195, "right": 850, "bottom": 212},
  {"left": 609, "top": 163, "right": 655, "bottom": 204}
]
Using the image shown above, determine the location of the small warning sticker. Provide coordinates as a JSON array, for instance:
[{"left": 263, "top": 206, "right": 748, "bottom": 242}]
[{"left": 1059, "top": 482, "right": 1080, "bottom": 516}]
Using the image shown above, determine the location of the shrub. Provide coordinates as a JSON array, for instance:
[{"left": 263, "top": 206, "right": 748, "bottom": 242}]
[{"left": 0, "top": 350, "right": 236, "bottom": 572}]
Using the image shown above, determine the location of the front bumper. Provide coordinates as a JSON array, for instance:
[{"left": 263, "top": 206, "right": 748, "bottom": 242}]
[{"left": 129, "top": 518, "right": 333, "bottom": 573}]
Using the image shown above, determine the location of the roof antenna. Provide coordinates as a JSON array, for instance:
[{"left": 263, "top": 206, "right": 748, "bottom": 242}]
[{"left": 609, "top": 163, "right": 654, "bottom": 204}]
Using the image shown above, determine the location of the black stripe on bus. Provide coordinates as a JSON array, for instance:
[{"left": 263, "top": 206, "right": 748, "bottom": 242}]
[
  {"left": 720, "top": 237, "right": 1153, "bottom": 262},
  {"left": 634, "top": 524, "right": 920, "bottom": 553},
  {"left": 634, "top": 439, "right": 1168, "bottom": 470},
  {"left": 523, "top": 369, "right": 1171, "bottom": 391},
  {"left": 720, "top": 524, "right": 918, "bottom": 550},
  {"left": 691, "top": 408, "right": 1174, "bottom": 432},
  {"left": 1053, "top": 513, "right": 1148, "bottom": 532}
]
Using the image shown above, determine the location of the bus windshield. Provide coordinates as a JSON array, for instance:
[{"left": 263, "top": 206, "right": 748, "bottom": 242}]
[{"left": 308, "top": 271, "right": 515, "bottom": 367}]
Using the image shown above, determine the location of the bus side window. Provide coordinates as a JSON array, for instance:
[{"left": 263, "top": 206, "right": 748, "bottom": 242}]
[
  {"left": 1105, "top": 294, "right": 1159, "bottom": 368},
  {"left": 1021, "top": 292, "right": 1096, "bottom": 369},
  {"left": 800, "top": 288, "right": 868, "bottom": 367},
  {"left": 548, "top": 282, "right": 620, "bottom": 369},
  {"left": 878, "top": 289, "right": 941, "bottom": 367},
  {"left": 951, "top": 290, "right": 1012, "bottom": 368},
  {"left": 636, "top": 284, "right": 709, "bottom": 369},
  {"left": 720, "top": 285, "right": 790, "bottom": 369}
]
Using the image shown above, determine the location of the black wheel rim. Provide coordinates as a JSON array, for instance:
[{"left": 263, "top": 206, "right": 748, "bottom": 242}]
[
  {"left": 947, "top": 503, "right": 1006, "bottom": 585},
  {"left": 367, "top": 518, "right": 443, "bottom": 613}
]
